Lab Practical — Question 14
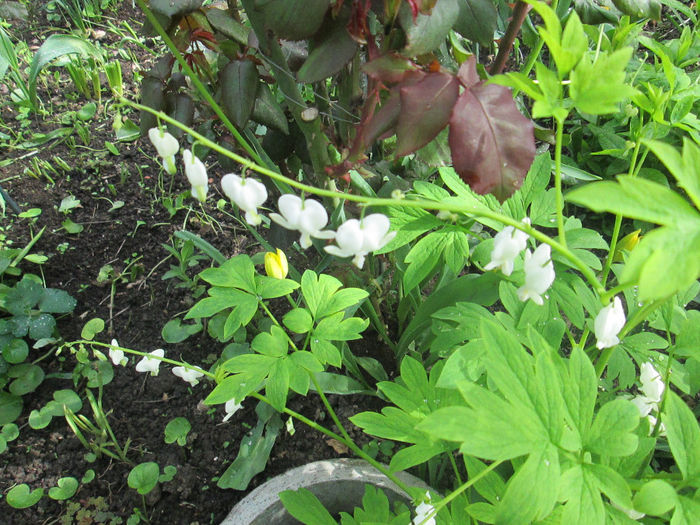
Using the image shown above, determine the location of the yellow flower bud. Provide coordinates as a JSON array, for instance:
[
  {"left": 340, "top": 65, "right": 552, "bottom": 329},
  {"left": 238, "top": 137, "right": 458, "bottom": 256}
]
[
  {"left": 264, "top": 249, "right": 288, "bottom": 279},
  {"left": 613, "top": 229, "right": 641, "bottom": 262}
]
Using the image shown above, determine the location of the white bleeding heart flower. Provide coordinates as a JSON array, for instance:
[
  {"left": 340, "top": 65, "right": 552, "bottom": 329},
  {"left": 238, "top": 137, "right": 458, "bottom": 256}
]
[
  {"left": 484, "top": 221, "right": 530, "bottom": 276},
  {"left": 594, "top": 296, "right": 626, "bottom": 349},
  {"left": 172, "top": 366, "right": 205, "bottom": 387},
  {"left": 222, "top": 399, "right": 243, "bottom": 422},
  {"left": 135, "top": 349, "right": 165, "bottom": 376},
  {"left": 108, "top": 338, "right": 126, "bottom": 366},
  {"left": 148, "top": 127, "right": 179, "bottom": 175},
  {"left": 183, "top": 149, "right": 208, "bottom": 202},
  {"left": 221, "top": 173, "right": 268, "bottom": 226},
  {"left": 639, "top": 362, "right": 664, "bottom": 403},
  {"left": 629, "top": 362, "right": 666, "bottom": 435},
  {"left": 412, "top": 492, "right": 436, "bottom": 525},
  {"left": 269, "top": 194, "right": 335, "bottom": 249},
  {"left": 517, "top": 244, "right": 555, "bottom": 305},
  {"left": 324, "top": 214, "right": 396, "bottom": 269}
]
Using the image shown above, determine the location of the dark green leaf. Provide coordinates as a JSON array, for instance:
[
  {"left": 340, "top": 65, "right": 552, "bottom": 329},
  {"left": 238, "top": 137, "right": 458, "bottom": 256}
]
[
  {"left": 221, "top": 59, "right": 259, "bottom": 129},
  {"left": 399, "top": 0, "right": 460, "bottom": 55},
  {"left": 38, "top": 288, "right": 76, "bottom": 314},
  {"left": 258, "top": 0, "right": 329, "bottom": 40},
  {"left": 454, "top": 0, "right": 498, "bottom": 47},
  {"left": 205, "top": 7, "right": 248, "bottom": 44},
  {"left": 611, "top": 0, "right": 660, "bottom": 19},
  {"left": 251, "top": 83, "right": 289, "bottom": 134},
  {"left": 2, "top": 338, "right": 28, "bottom": 364},
  {"left": 0, "top": 392, "right": 22, "bottom": 424},
  {"left": 297, "top": 16, "right": 357, "bottom": 83},
  {"left": 150, "top": 0, "right": 203, "bottom": 17},
  {"left": 217, "top": 417, "right": 281, "bottom": 490},
  {"left": 9, "top": 363, "right": 44, "bottom": 396}
]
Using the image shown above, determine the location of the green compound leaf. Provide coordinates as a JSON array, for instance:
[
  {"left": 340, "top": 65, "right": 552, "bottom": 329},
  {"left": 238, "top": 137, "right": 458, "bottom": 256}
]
[
  {"left": 283, "top": 308, "right": 313, "bottom": 334},
  {"left": 586, "top": 399, "right": 639, "bottom": 457},
  {"left": 48, "top": 477, "right": 79, "bottom": 500},
  {"left": 633, "top": 479, "right": 677, "bottom": 516},
  {"left": 662, "top": 391, "right": 700, "bottom": 482},
  {"left": 7, "top": 484, "right": 44, "bottom": 508},
  {"left": 279, "top": 488, "right": 336, "bottom": 525}
]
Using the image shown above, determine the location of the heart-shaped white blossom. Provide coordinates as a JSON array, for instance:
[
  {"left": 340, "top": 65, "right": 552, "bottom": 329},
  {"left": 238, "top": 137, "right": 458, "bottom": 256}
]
[
  {"left": 484, "top": 222, "right": 529, "bottom": 276},
  {"left": 172, "top": 366, "right": 205, "bottom": 387},
  {"left": 135, "top": 349, "right": 165, "bottom": 375},
  {"left": 594, "top": 296, "right": 626, "bottom": 349},
  {"left": 222, "top": 399, "right": 243, "bottom": 422},
  {"left": 517, "top": 244, "right": 555, "bottom": 305},
  {"left": 148, "top": 127, "right": 179, "bottom": 175},
  {"left": 221, "top": 174, "right": 268, "bottom": 226},
  {"left": 324, "top": 214, "right": 396, "bottom": 269},
  {"left": 183, "top": 150, "right": 208, "bottom": 202},
  {"left": 269, "top": 195, "right": 334, "bottom": 249},
  {"left": 108, "top": 338, "right": 126, "bottom": 366}
]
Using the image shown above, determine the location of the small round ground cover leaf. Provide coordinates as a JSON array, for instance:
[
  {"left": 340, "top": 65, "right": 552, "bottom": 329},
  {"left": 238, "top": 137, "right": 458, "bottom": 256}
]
[
  {"left": 1, "top": 423, "right": 19, "bottom": 441},
  {"left": 6, "top": 484, "right": 44, "bottom": 508},
  {"left": 81, "top": 469, "right": 95, "bottom": 484},
  {"left": 128, "top": 462, "right": 160, "bottom": 495},
  {"left": 29, "top": 409, "right": 52, "bottom": 429},
  {"left": 49, "top": 477, "right": 79, "bottom": 500},
  {"left": 39, "top": 288, "right": 77, "bottom": 313},
  {"left": 8, "top": 363, "right": 44, "bottom": 396},
  {"left": 164, "top": 417, "right": 191, "bottom": 446},
  {"left": 80, "top": 318, "right": 105, "bottom": 340},
  {"left": 1, "top": 338, "right": 28, "bottom": 364},
  {"left": 159, "top": 465, "right": 177, "bottom": 483},
  {"left": 85, "top": 359, "right": 114, "bottom": 388},
  {"left": 28, "top": 313, "right": 56, "bottom": 340},
  {"left": 0, "top": 391, "right": 22, "bottom": 424}
]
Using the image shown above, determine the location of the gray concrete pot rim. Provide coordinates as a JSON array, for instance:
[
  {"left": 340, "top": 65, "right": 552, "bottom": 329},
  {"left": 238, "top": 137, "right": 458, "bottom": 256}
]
[{"left": 222, "top": 458, "right": 435, "bottom": 525}]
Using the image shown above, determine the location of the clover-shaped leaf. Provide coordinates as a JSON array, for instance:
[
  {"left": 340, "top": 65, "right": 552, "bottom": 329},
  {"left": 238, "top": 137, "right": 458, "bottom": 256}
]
[
  {"left": 48, "top": 477, "right": 79, "bottom": 500},
  {"left": 164, "top": 417, "right": 191, "bottom": 446},
  {"left": 128, "top": 462, "right": 159, "bottom": 495},
  {"left": 7, "top": 484, "right": 44, "bottom": 508}
]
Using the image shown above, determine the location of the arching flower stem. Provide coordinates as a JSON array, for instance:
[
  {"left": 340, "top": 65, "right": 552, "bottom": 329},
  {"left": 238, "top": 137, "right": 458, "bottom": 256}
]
[{"left": 123, "top": 99, "right": 607, "bottom": 298}]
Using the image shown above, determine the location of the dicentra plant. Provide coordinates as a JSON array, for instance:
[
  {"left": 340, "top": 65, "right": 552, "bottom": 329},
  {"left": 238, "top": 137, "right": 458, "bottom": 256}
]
[{"left": 51, "top": 0, "right": 700, "bottom": 523}]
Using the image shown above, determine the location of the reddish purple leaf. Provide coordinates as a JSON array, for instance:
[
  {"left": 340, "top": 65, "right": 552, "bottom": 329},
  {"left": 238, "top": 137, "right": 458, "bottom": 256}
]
[
  {"left": 362, "top": 53, "right": 420, "bottom": 84},
  {"left": 457, "top": 55, "right": 480, "bottom": 88},
  {"left": 448, "top": 82, "right": 535, "bottom": 202},
  {"left": 349, "top": 88, "right": 402, "bottom": 160},
  {"left": 395, "top": 72, "right": 459, "bottom": 157}
]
